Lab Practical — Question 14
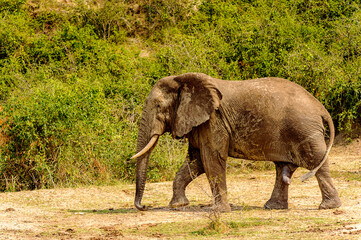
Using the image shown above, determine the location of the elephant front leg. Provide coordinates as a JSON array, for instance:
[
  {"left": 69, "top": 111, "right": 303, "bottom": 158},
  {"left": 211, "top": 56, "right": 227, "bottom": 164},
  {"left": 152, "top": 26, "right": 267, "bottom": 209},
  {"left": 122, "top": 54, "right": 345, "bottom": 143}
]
[
  {"left": 200, "top": 148, "right": 231, "bottom": 212},
  {"left": 169, "top": 147, "right": 204, "bottom": 208},
  {"left": 207, "top": 169, "right": 231, "bottom": 212},
  {"left": 265, "top": 162, "right": 297, "bottom": 209}
]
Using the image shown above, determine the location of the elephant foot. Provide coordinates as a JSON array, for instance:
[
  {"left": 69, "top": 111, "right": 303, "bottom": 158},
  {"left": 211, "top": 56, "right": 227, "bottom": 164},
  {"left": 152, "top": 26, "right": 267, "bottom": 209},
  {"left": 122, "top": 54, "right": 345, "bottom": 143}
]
[
  {"left": 169, "top": 195, "right": 190, "bottom": 208},
  {"left": 264, "top": 199, "right": 288, "bottom": 210},
  {"left": 319, "top": 198, "right": 342, "bottom": 209}
]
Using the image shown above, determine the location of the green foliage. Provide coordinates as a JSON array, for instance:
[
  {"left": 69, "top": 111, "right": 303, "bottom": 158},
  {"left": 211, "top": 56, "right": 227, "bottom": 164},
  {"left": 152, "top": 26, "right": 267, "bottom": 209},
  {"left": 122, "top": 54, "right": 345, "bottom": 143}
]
[
  {"left": 0, "top": 0, "right": 26, "bottom": 13},
  {"left": 324, "top": 79, "right": 361, "bottom": 135},
  {"left": 72, "top": 0, "right": 128, "bottom": 42},
  {"left": 1, "top": 80, "right": 110, "bottom": 190},
  {"left": 0, "top": 0, "right": 361, "bottom": 190}
]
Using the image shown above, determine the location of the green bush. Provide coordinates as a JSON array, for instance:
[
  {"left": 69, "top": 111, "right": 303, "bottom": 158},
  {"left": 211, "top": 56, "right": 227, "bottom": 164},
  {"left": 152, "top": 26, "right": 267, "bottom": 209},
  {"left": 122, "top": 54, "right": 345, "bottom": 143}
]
[
  {"left": 0, "top": 0, "right": 361, "bottom": 190},
  {"left": 0, "top": 80, "right": 108, "bottom": 189},
  {"left": 324, "top": 79, "right": 361, "bottom": 135},
  {"left": 0, "top": 9, "right": 34, "bottom": 100},
  {"left": 0, "top": 0, "right": 26, "bottom": 13}
]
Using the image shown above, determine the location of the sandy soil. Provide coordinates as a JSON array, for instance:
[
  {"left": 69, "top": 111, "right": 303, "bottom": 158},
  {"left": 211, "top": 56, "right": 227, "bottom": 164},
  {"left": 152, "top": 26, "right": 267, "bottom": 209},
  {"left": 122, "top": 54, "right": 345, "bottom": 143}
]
[{"left": 0, "top": 140, "right": 360, "bottom": 239}]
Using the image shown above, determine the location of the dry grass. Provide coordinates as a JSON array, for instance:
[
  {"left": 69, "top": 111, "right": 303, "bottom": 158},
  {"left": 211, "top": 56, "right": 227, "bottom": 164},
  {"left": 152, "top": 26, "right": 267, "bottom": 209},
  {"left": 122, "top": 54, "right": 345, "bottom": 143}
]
[{"left": 0, "top": 140, "right": 360, "bottom": 239}]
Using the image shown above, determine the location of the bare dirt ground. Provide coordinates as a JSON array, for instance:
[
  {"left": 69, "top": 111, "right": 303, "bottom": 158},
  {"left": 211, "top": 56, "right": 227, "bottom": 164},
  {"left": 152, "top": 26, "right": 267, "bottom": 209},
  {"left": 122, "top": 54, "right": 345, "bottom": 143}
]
[{"left": 0, "top": 140, "right": 360, "bottom": 239}]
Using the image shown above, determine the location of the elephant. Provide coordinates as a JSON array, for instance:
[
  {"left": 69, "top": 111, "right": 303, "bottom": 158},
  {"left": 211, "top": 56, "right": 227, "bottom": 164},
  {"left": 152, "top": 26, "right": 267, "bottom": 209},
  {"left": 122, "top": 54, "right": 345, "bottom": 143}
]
[{"left": 131, "top": 72, "right": 341, "bottom": 212}]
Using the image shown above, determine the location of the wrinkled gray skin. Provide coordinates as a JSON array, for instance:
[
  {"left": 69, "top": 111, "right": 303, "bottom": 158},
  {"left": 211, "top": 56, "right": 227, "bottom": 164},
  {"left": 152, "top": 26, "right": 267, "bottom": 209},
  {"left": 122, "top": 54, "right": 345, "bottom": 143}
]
[{"left": 133, "top": 73, "right": 341, "bottom": 212}]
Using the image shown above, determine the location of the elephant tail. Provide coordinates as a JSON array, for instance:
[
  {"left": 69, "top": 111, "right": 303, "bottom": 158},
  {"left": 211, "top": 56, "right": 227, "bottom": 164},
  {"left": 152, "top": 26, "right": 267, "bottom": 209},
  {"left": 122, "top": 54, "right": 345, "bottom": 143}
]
[{"left": 300, "top": 114, "right": 335, "bottom": 182}]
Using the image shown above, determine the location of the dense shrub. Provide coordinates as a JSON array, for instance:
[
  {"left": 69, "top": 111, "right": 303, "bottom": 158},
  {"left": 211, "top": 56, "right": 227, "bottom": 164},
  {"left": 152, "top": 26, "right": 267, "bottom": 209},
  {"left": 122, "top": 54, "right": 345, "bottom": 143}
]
[
  {"left": 0, "top": 0, "right": 26, "bottom": 13},
  {"left": 1, "top": 81, "right": 108, "bottom": 189},
  {"left": 324, "top": 79, "right": 361, "bottom": 135},
  {"left": 0, "top": 0, "right": 360, "bottom": 190}
]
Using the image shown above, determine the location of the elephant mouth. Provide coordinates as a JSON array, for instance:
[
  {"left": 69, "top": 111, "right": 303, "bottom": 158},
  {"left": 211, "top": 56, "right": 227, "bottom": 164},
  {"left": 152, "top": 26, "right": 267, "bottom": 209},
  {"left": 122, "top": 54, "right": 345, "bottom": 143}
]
[{"left": 174, "top": 135, "right": 184, "bottom": 140}]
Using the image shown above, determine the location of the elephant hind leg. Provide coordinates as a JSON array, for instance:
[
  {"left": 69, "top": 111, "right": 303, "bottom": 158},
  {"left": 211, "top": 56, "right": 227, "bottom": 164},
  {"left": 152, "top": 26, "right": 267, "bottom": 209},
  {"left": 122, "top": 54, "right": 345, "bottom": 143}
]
[
  {"left": 296, "top": 134, "right": 341, "bottom": 209},
  {"left": 316, "top": 159, "right": 341, "bottom": 209},
  {"left": 265, "top": 162, "right": 298, "bottom": 209},
  {"left": 169, "top": 147, "right": 204, "bottom": 208}
]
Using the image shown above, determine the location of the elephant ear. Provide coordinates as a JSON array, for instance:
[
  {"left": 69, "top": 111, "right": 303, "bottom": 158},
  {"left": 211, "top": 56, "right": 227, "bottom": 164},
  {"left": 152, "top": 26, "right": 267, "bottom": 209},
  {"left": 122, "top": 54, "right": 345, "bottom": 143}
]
[{"left": 173, "top": 73, "right": 222, "bottom": 138}]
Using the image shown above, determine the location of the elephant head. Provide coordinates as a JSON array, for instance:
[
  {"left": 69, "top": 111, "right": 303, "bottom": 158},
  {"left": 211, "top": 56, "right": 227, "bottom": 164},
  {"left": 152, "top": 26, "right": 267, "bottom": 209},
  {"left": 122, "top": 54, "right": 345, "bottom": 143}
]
[{"left": 131, "top": 73, "right": 222, "bottom": 210}]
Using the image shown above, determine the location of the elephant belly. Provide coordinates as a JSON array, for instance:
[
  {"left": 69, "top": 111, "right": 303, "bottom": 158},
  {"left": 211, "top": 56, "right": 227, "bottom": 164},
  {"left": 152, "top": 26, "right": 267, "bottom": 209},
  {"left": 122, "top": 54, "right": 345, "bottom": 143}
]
[{"left": 228, "top": 140, "right": 291, "bottom": 162}]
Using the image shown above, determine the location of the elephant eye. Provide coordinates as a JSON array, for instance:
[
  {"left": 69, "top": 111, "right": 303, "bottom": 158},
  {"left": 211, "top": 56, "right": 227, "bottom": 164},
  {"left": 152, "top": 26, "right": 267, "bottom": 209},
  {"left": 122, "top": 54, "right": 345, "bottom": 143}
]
[{"left": 155, "top": 103, "right": 163, "bottom": 110}]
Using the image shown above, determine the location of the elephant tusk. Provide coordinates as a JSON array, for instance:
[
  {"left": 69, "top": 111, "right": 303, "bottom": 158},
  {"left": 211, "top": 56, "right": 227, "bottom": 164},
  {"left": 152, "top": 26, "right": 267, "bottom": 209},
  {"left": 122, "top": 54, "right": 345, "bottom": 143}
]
[{"left": 131, "top": 135, "right": 159, "bottom": 159}]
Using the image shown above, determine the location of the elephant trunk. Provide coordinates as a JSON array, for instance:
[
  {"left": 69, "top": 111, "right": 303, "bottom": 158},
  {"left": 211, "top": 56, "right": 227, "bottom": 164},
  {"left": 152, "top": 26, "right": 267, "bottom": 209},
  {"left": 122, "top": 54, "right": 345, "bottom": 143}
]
[
  {"left": 134, "top": 152, "right": 150, "bottom": 211},
  {"left": 133, "top": 119, "right": 160, "bottom": 211}
]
